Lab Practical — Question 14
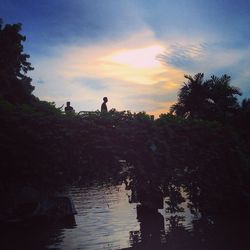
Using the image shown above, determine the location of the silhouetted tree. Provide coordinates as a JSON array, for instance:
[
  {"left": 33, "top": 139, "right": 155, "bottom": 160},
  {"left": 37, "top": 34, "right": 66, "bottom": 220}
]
[
  {"left": 207, "top": 74, "right": 241, "bottom": 122},
  {"left": 171, "top": 73, "right": 241, "bottom": 123},
  {"left": 236, "top": 98, "right": 250, "bottom": 132},
  {"left": 0, "top": 19, "right": 34, "bottom": 104},
  {"left": 240, "top": 98, "right": 250, "bottom": 114},
  {"left": 170, "top": 73, "right": 211, "bottom": 119}
]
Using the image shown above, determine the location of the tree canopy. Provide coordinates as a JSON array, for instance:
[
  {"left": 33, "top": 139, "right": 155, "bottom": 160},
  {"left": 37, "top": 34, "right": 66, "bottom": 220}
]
[
  {"left": 171, "top": 73, "right": 242, "bottom": 123},
  {"left": 0, "top": 19, "right": 34, "bottom": 104}
]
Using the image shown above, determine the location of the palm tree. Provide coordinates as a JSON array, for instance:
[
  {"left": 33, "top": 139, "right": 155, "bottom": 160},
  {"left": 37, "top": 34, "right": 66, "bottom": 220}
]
[
  {"left": 241, "top": 98, "right": 250, "bottom": 111},
  {"left": 237, "top": 98, "right": 250, "bottom": 130},
  {"left": 171, "top": 73, "right": 241, "bottom": 123},
  {"left": 170, "top": 73, "right": 211, "bottom": 119},
  {"left": 207, "top": 74, "right": 241, "bottom": 122}
]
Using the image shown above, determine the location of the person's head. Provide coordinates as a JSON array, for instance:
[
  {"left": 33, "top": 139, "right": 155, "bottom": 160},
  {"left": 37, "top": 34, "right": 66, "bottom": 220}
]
[
  {"left": 103, "top": 97, "right": 108, "bottom": 103},
  {"left": 66, "top": 101, "right": 70, "bottom": 106}
]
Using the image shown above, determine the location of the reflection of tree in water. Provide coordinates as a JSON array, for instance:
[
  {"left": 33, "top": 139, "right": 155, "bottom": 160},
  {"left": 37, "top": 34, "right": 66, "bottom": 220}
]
[
  {"left": 165, "top": 184, "right": 185, "bottom": 213},
  {"left": 138, "top": 205, "right": 165, "bottom": 246},
  {"left": 166, "top": 215, "right": 185, "bottom": 232},
  {"left": 127, "top": 174, "right": 187, "bottom": 248},
  {"left": 126, "top": 174, "right": 250, "bottom": 249},
  {"left": 129, "top": 230, "right": 141, "bottom": 247},
  {"left": 165, "top": 215, "right": 193, "bottom": 250},
  {"left": 0, "top": 216, "right": 76, "bottom": 250},
  {"left": 129, "top": 206, "right": 165, "bottom": 249}
]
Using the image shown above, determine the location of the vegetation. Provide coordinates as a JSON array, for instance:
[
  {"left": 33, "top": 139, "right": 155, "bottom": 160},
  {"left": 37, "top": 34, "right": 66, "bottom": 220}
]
[
  {"left": 1, "top": 19, "right": 250, "bottom": 223},
  {"left": 0, "top": 20, "right": 35, "bottom": 104},
  {"left": 170, "top": 73, "right": 242, "bottom": 123}
]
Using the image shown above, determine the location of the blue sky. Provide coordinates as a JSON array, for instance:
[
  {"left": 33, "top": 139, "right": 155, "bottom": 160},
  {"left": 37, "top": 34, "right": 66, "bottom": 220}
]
[{"left": 1, "top": 0, "right": 250, "bottom": 115}]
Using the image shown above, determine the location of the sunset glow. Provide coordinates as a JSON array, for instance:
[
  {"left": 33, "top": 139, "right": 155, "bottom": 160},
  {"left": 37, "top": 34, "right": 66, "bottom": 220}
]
[
  {"left": 3, "top": 0, "right": 249, "bottom": 116},
  {"left": 108, "top": 45, "right": 165, "bottom": 69}
]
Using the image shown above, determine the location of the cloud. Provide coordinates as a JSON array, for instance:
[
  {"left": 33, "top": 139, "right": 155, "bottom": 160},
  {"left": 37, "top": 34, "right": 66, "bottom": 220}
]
[
  {"left": 36, "top": 79, "right": 45, "bottom": 84},
  {"left": 2, "top": 0, "right": 249, "bottom": 115},
  {"left": 158, "top": 42, "right": 208, "bottom": 69},
  {"left": 1, "top": 0, "right": 148, "bottom": 55},
  {"left": 31, "top": 29, "right": 186, "bottom": 115},
  {"left": 157, "top": 40, "right": 250, "bottom": 97},
  {"left": 30, "top": 24, "right": 250, "bottom": 117},
  {"left": 74, "top": 77, "right": 109, "bottom": 91}
]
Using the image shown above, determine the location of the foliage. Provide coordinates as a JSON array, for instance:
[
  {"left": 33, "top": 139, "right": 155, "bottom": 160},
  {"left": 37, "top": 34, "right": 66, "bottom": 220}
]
[
  {"left": 236, "top": 98, "right": 250, "bottom": 129},
  {"left": 208, "top": 74, "right": 241, "bottom": 121},
  {"left": 170, "top": 73, "right": 210, "bottom": 119},
  {"left": 0, "top": 20, "right": 34, "bottom": 104},
  {"left": 1, "top": 91, "right": 250, "bottom": 219},
  {"left": 0, "top": 97, "right": 15, "bottom": 113},
  {"left": 171, "top": 73, "right": 242, "bottom": 123}
]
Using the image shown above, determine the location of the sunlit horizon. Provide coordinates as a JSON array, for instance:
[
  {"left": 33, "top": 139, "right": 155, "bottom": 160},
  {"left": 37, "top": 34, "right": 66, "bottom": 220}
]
[{"left": 2, "top": 0, "right": 249, "bottom": 116}]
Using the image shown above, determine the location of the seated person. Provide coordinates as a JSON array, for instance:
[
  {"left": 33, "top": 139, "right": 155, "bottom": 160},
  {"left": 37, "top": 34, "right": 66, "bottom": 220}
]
[{"left": 65, "top": 101, "right": 74, "bottom": 114}]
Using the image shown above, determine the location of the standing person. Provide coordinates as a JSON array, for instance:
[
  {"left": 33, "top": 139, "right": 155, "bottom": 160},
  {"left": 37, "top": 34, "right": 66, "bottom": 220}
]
[
  {"left": 101, "top": 97, "right": 108, "bottom": 113},
  {"left": 65, "top": 101, "right": 74, "bottom": 114}
]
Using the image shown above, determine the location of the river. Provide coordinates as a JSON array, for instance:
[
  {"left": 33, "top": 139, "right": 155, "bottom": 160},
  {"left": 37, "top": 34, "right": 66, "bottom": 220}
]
[{"left": 1, "top": 183, "right": 248, "bottom": 250}]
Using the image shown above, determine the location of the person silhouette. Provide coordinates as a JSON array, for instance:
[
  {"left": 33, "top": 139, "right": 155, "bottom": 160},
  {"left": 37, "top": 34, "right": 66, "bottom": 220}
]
[
  {"left": 64, "top": 101, "right": 74, "bottom": 114},
  {"left": 101, "top": 97, "right": 108, "bottom": 113}
]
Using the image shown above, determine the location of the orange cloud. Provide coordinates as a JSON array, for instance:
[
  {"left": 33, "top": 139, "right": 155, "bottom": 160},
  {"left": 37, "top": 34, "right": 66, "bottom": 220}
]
[
  {"left": 54, "top": 30, "right": 184, "bottom": 88},
  {"left": 32, "top": 29, "right": 188, "bottom": 115}
]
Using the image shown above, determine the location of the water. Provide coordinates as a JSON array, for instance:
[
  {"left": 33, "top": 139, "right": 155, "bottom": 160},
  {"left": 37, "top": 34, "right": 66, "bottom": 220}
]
[
  {"left": 1, "top": 183, "right": 249, "bottom": 250},
  {"left": 47, "top": 184, "right": 196, "bottom": 249},
  {"left": 58, "top": 184, "right": 140, "bottom": 250}
]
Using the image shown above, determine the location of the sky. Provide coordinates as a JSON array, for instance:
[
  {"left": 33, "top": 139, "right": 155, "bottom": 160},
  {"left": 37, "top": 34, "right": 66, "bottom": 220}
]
[{"left": 1, "top": 0, "right": 250, "bottom": 116}]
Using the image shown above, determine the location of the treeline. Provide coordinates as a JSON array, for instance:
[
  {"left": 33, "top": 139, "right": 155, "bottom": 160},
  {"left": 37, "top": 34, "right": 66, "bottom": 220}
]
[
  {"left": 1, "top": 104, "right": 250, "bottom": 216},
  {"left": 170, "top": 73, "right": 250, "bottom": 130},
  {"left": 1, "top": 20, "right": 250, "bottom": 217}
]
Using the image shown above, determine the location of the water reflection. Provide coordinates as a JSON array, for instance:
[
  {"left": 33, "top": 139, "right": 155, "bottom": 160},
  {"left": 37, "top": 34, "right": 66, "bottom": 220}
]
[
  {"left": 56, "top": 184, "right": 141, "bottom": 249},
  {"left": 130, "top": 206, "right": 165, "bottom": 249},
  {"left": 1, "top": 183, "right": 249, "bottom": 250},
  {"left": 1, "top": 219, "right": 76, "bottom": 250}
]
